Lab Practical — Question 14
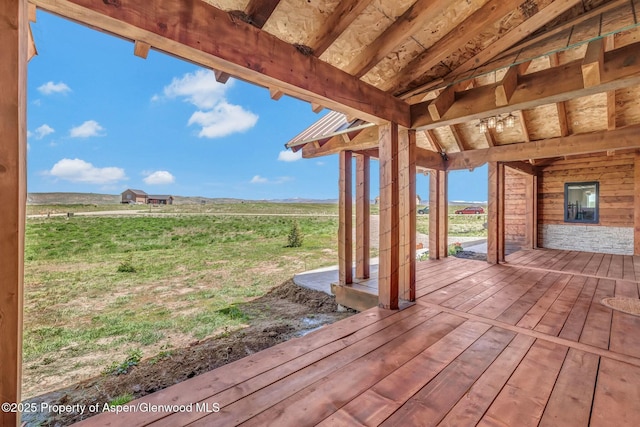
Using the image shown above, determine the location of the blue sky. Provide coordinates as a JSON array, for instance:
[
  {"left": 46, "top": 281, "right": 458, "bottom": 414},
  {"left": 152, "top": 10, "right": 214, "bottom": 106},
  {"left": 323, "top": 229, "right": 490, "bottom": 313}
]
[{"left": 27, "top": 11, "right": 487, "bottom": 202}]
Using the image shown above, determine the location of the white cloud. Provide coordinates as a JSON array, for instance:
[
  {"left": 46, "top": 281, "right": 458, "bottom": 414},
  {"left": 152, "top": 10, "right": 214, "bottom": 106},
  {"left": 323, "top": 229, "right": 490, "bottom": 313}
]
[
  {"left": 143, "top": 170, "right": 175, "bottom": 185},
  {"left": 159, "top": 70, "right": 258, "bottom": 139},
  {"left": 70, "top": 120, "right": 105, "bottom": 138},
  {"left": 250, "top": 175, "right": 268, "bottom": 184},
  {"left": 278, "top": 150, "right": 302, "bottom": 162},
  {"left": 38, "top": 81, "right": 71, "bottom": 95},
  {"left": 250, "top": 175, "right": 292, "bottom": 184},
  {"left": 47, "top": 158, "right": 126, "bottom": 184},
  {"left": 34, "top": 124, "right": 55, "bottom": 139},
  {"left": 188, "top": 102, "right": 258, "bottom": 138}
]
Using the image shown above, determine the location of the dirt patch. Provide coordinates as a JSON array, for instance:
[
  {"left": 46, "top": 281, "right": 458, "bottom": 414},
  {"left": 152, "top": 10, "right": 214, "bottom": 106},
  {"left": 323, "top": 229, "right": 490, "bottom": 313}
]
[{"left": 21, "top": 280, "right": 353, "bottom": 427}]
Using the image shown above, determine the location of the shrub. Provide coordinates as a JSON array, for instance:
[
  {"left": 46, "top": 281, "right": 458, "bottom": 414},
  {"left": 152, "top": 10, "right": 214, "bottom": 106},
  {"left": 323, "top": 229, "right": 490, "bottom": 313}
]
[
  {"left": 448, "top": 242, "right": 463, "bottom": 255},
  {"left": 286, "top": 220, "right": 304, "bottom": 248},
  {"left": 117, "top": 254, "right": 136, "bottom": 273}
]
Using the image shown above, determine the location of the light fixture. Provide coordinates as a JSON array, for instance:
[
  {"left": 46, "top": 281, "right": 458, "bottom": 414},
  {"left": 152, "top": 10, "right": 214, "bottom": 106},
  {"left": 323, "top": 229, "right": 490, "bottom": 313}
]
[{"left": 477, "top": 113, "right": 517, "bottom": 134}]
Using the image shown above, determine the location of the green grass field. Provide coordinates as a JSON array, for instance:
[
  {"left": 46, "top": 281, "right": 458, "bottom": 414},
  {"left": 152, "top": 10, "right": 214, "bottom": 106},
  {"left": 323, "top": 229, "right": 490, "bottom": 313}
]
[{"left": 23, "top": 205, "right": 340, "bottom": 397}]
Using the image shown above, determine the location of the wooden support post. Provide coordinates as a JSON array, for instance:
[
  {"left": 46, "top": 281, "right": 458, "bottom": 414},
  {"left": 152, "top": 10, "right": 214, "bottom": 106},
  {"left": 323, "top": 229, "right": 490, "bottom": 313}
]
[
  {"left": 355, "top": 154, "right": 370, "bottom": 279},
  {"left": 338, "top": 151, "right": 353, "bottom": 285},
  {"left": 133, "top": 40, "right": 151, "bottom": 59},
  {"left": 524, "top": 173, "right": 536, "bottom": 249},
  {"left": 437, "top": 170, "right": 448, "bottom": 258},
  {"left": 0, "top": 1, "right": 27, "bottom": 425},
  {"left": 582, "top": 38, "right": 604, "bottom": 88},
  {"left": 635, "top": 153, "right": 640, "bottom": 255},
  {"left": 378, "top": 123, "right": 399, "bottom": 310},
  {"left": 429, "top": 170, "right": 440, "bottom": 260},
  {"left": 487, "top": 162, "right": 505, "bottom": 263},
  {"left": 398, "top": 129, "right": 416, "bottom": 302}
]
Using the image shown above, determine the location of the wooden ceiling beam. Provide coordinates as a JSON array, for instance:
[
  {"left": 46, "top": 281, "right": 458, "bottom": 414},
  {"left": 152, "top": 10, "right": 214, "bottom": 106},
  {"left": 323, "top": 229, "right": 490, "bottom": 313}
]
[
  {"left": 388, "top": 0, "right": 514, "bottom": 95},
  {"left": 484, "top": 129, "right": 496, "bottom": 148},
  {"left": 496, "top": 61, "right": 530, "bottom": 106},
  {"left": 32, "top": 0, "right": 410, "bottom": 127},
  {"left": 301, "top": 126, "right": 378, "bottom": 158},
  {"left": 503, "top": 161, "right": 537, "bottom": 176},
  {"left": 607, "top": 90, "right": 617, "bottom": 130},
  {"left": 515, "top": 110, "right": 530, "bottom": 143},
  {"left": 438, "top": 125, "right": 640, "bottom": 170},
  {"left": 424, "top": 129, "right": 445, "bottom": 154},
  {"left": 412, "top": 41, "right": 640, "bottom": 130},
  {"left": 449, "top": 125, "right": 466, "bottom": 152},
  {"left": 345, "top": 0, "right": 450, "bottom": 78},
  {"left": 269, "top": 88, "right": 284, "bottom": 101},
  {"left": 310, "top": 0, "right": 374, "bottom": 57},
  {"left": 213, "top": 0, "right": 281, "bottom": 83},
  {"left": 549, "top": 53, "right": 569, "bottom": 136},
  {"left": 582, "top": 39, "right": 605, "bottom": 88},
  {"left": 133, "top": 40, "right": 150, "bottom": 59},
  {"left": 449, "top": 0, "right": 584, "bottom": 81}
]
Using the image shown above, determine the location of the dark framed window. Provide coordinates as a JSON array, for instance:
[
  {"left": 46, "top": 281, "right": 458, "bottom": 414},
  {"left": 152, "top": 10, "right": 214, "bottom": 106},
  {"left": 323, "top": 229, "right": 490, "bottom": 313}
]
[{"left": 564, "top": 182, "right": 599, "bottom": 223}]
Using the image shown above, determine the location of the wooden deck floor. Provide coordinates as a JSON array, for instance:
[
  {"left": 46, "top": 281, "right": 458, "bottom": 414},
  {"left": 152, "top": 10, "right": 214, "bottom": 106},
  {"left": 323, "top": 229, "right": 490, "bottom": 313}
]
[{"left": 75, "top": 249, "right": 640, "bottom": 426}]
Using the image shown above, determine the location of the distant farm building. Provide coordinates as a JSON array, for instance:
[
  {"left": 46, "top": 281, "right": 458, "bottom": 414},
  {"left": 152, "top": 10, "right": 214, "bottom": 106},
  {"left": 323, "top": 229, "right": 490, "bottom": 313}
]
[
  {"left": 121, "top": 189, "right": 148, "bottom": 204},
  {"left": 121, "top": 189, "right": 173, "bottom": 205}
]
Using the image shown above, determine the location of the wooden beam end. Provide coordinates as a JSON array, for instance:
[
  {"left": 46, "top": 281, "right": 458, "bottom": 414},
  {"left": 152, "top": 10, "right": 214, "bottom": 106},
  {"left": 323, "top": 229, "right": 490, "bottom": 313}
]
[{"left": 133, "top": 41, "right": 151, "bottom": 59}]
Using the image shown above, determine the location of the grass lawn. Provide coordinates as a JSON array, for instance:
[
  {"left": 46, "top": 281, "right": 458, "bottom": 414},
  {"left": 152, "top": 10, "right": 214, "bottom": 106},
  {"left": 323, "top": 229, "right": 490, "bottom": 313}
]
[{"left": 23, "top": 205, "right": 339, "bottom": 398}]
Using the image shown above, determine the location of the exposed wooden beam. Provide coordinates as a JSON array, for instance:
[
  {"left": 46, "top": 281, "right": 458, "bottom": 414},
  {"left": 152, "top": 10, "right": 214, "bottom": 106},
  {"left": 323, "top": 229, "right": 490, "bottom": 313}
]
[
  {"left": 0, "top": 1, "right": 28, "bottom": 425},
  {"left": 484, "top": 129, "right": 496, "bottom": 148},
  {"left": 211, "top": 0, "right": 281, "bottom": 85},
  {"left": 388, "top": 0, "right": 517, "bottom": 95},
  {"left": 301, "top": 126, "right": 377, "bottom": 158},
  {"left": 429, "top": 170, "right": 447, "bottom": 260},
  {"left": 549, "top": 53, "right": 569, "bottom": 136},
  {"left": 428, "top": 85, "right": 456, "bottom": 121},
  {"left": 355, "top": 154, "right": 370, "bottom": 279},
  {"left": 133, "top": 40, "right": 150, "bottom": 59},
  {"left": 582, "top": 38, "right": 605, "bottom": 88},
  {"left": 416, "top": 147, "right": 446, "bottom": 171},
  {"left": 450, "top": 0, "right": 584, "bottom": 81},
  {"left": 311, "top": 103, "right": 324, "bottom": 113},
  {"left": 495, "top": 61, "right": 530, "bottom": 106},
  {"left": 412, "top": 42, "right": 640, "bottom": 130},
  {"left": 449, "top": 125, "right": 466, "bottom": 152},
  {"left": 398, "top": 130, "right": 416, "bottom": 302},
  {"left": 345, "top": 0, "right": 450, "bottom": 78},
  {"left": 515, "top": 110, "right": 530, "bottom": 142},
  {"left": 28, "top": 2, "right": 36, "bottom": 21},
  {"left": 32, "top": 0, "right": 410, "bottom": 127},
  {"left": 424, "top": 129, "right": 444, "bottom": 153},
  {"left": 441, "top": 125, "right": 640, "bottom": 170},
  {"left": 269, "top": 88, "right": 284, "bottom": 100},
  {"left": 378, "top": 123, "right": 400, "bottom": 310},
  {"left": 214, "top": 69, "right": 230, "bottom": 84},
  {"left": 503, "top": 161, "right": 537, "bottom": 176},
  {"left": 487, "top": 162, "right": 505, "bottom": 264},
  {"left": 310, "top": 0, "right": 374, "bottom": 57},
  {"left": 338, "top": 151, "right": 353, "bottom": 286},
  {"left": 28, "top": 24, "right": 37, "bottom": 61},
  {"left": 244, "top": 0, "right": 281, "bottom": 28}
]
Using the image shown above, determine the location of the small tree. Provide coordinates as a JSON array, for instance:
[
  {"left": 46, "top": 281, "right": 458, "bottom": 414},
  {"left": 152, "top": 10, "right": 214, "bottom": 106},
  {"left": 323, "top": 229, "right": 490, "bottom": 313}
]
[{"left": 286, "top": 220, "right": 304, "bottom": 248}]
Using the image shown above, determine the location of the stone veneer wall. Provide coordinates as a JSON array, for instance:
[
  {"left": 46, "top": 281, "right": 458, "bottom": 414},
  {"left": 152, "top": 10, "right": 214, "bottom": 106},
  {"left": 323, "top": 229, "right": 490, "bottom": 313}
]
[{"left": 539, "top": 224, "right": 633, "bottom": 255}]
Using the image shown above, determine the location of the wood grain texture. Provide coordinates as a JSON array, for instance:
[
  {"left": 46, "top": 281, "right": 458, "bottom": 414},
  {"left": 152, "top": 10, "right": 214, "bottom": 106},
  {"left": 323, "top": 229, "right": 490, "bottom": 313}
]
[
  {"left": 338, "top": 151, "right": 353, "bottom": 285},
  {"left": 355, "top": 154, "right": 370, "bottom": 279}
]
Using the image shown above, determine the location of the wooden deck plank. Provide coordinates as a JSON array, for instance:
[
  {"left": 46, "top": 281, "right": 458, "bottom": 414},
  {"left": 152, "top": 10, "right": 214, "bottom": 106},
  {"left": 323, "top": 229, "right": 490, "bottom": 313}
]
[
  {"left": 622, "top": 255, "right": 635, "bottom": 281},
  {"left": 380, "top": 327, "right": 517, "bottom": 427},
  {"left": 317, "top": 321, "right": 494, "bottom": 427},
  {"left": 151, "top": 307, "right": 446, "bottom": 426},
  {"left": 208, "top": 313, "right": 467, "bottom": 427},
  {"left": 558, "top": 277, "right": 598, "bottom": 341},
  {"left": 468, "top": 270, "right": 551, "bottom": 320},
  {"left": 580, "top": 252, "right": 604, "bottom": 276},
  {"left": 478, "top": 340, "right": 569, "bottom": 427},
  {"left": 534, "top": 275, "right": 587, "bottom": 336},
  {"left": 548, "top": 250, "right": 581, "bottom": 273},
  {"left": 590, "top": 358, "right": 640, "bottom": 426},
  {"left": 608, "top": 254, "right": 624, "bottom": 279},
  {"left": 595, "top": 253, "right": 613, "bottom": 278},
  {"left": 539, "top": 348, "right": 599, "bottom": 427},
  {"left": 633, "top": 255, "right": 640, "bottom": 282},
  {"left": 421, "top": 264, "right": 516, "bottom": 305},
  {"left": 512, "top": 273, "right": 573, "bottom": 331},
  {"left": 563, "top": 251, "right": 594, "bottom": 275},
  {"left": 609, "top": 280, "right": 640, "bottom": 358},
  {"left": 416, "top": 261, "right": 492, "bottom": 297},
  {"left": 437, "top": 334, "right": 536, "bottom": 427},
  {"left": 496, "top": 271, "right": 563, "bottom": 326},
  {"left": 579, "top": 279, "right": 615, "bottom": 350},
  {"left": 441, "top": 266, "right": 529, "bottom": 312}
]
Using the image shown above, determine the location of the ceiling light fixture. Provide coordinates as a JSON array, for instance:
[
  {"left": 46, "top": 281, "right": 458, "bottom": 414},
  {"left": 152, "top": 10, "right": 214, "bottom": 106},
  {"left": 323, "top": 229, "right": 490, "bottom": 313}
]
[{"left": 477, "top": 113, "right": 517, "bottom": 134}]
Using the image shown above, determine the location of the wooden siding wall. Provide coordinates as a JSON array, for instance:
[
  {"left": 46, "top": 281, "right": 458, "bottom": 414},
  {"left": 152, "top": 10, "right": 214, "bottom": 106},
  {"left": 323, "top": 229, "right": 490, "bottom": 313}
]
[
  {"left": 504, "top": 167, "right": 528, "bottom": 251},
  {"left": 538, "top": 152, "right": 635, "bottom": 228}
]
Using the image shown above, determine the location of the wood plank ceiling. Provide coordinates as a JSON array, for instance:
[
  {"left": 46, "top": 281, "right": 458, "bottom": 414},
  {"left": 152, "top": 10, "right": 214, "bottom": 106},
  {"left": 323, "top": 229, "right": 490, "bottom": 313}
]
[{"left": 31, "top": 0, "right": 640, "bottom": 169}]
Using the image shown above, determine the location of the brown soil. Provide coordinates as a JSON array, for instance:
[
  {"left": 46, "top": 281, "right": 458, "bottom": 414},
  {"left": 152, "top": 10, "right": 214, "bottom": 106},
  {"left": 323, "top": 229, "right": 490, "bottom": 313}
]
[{"left": 21, "top": 280, "right": 353, "bottom": 427}]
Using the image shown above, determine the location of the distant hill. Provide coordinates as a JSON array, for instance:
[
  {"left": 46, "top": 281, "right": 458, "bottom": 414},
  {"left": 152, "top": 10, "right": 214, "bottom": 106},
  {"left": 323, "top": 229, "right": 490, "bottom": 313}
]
[{"left": 27, "top": 192, "right": 338, "bottom": 205}]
